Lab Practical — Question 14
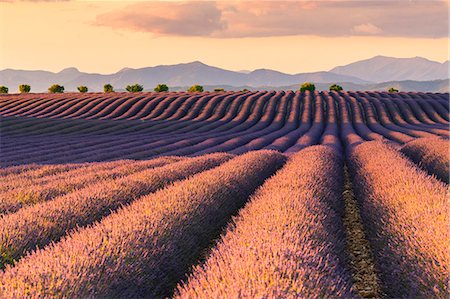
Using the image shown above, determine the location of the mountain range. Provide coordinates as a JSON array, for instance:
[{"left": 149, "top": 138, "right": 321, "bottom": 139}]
[
  {"left": 330, "top": 56, "right": 449, "bottom": 82},
  {"left": 1, "top": 56, "right": 448, "bottom": 92}
]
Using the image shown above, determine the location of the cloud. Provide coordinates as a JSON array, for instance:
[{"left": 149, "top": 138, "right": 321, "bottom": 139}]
[
  {"left": 0, "top": 0, "right": 70, "bottom": 2},
  {"left": 94, "top": 0, "right": 449, "bottom": 39},
  {"left": 95, "top": 2, "right": 225, "bottom": 36},
  {"left": 352, "top": 23, "right": 383, "bottom": 35}
]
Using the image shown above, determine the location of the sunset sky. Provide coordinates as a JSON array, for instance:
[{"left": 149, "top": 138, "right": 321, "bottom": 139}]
[{"left": 0, "top": 0, "right": 448, "bottom": 74}]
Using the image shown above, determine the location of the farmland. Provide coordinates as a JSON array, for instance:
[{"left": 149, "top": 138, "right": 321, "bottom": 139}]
[{"left": 0, "top": 90, "right": 448, "bottom": 298}]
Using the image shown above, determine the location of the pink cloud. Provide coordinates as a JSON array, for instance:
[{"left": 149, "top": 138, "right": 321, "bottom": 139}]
[
  {"left": 352, "top": 23, "right": 383, "bottom": 35},
  {"left": 95, "top": 2, "right": 225, "bottom": 36},
  {"left": 94, "top": 1, "right": 448, "bottom": 39}
]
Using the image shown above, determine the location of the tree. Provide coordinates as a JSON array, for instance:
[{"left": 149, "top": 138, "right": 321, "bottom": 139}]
[
  {"left": 214, "top": 88, "right": 225, "bottom": 92},
  {"left": 126, "top": 84, "right": 144, "bottom": 92},
  {"left": 104, "top": 84, "right": 114, "bottom": 93},
  {"left": 188, "top": 85, "right": 204, "bottom": 92},
  {"left": 19, "top": 84, "right": 31, "bottom": 93},
  {"left": 300, "top": 82, "right": 315, "bottom": 92},
  {"left": 388, "top": 87, "right": 399, "bottom": 93},
  {"left": 48, "top": 84, "right": 64, "bottom": 93},
  {"left": 0, "top": 86, "right": 8, "bottom": 94},
  {"left": 241, "top": 89, "right": 249, "bottom": 92},
  {"left": 77, "top": 86, "right": 88, "bottom": 93},
  {"left": 329, "top": 84, "right": 343, "bottom": 92},
  {"left": 154, "top": 84, "right": 169, "bottom": 92}
]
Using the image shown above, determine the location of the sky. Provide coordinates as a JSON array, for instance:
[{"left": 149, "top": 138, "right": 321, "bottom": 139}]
[{"left": 0, "top": 0, "right": 448, "bottom": 74}]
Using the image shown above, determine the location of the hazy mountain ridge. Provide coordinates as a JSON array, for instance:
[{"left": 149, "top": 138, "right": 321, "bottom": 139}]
[
  {"left": 330, "top": 56, "right": 449, "bottom": 82},
  {"left": 1, "top": 56, "right": 448, "bottom": 92}
]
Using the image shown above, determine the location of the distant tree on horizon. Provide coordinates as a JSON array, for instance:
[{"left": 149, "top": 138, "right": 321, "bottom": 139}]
[
  {"left": 154, "top": 84, "right": 169, "bottom": 92},
  {"left": 104, "top": 84, "right": 114, "bottom": 93},
  {"left": 388, "top": 87, "right": 399, "bottom": 93},
  {"left": 329, "top": 84, "right": 343, "bottom": 92},
  {"left": 48, "top": 84, "right": 64, "bottom": 93},
  {"left": 214, "top": 88, "right": 225, "bottom": 92},
  {"left": 188, "top": 85, "right": 204, "bottom": 92},
  {"left": 126, "top": 84, "right": 144, "bottom": 92},
  {"left": 0, "top": 86, "right": 8, "bottom": 94},
  {"left": 19, "top": 84, "right": 31, "bottom": 93},
  {"left": 77, "top": 86, "right": 88, "bottom": 93},
  {"left": 300, "top": 82, "right": 315, "bottom": 92}
]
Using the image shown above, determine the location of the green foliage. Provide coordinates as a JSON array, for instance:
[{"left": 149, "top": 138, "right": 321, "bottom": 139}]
[
  {"left": 329, "top": 84, "right": 343, "bottom": 92},
  {"left": 0, "top": 86, "right": 8, "bottom": 94},
  {"left": 214, "top": 88, "right": 225, "bottom": 92},
  {"left": 154, "top": 84, "right": 169, "bottom": 92},
  {"left": 242, "top": 89, "right": 249, "bottom": 92},
  {"left": 19, "top": 84, "right": 31, "bottom": 93},
  {"left": 126, "top": 84, "right": 144, "bottom": 92},
  {"left": 0, "top": 244, "right": 15, "bottom": 269},
  {"left": 300, "top": 82, "right": 315, "bottom": 92},
  {"left": 188, "top": 85, "right": 204, "bottom": 92},
  {"left": 77, "top": 86, "right": 88, "bottom": 93},
  {"left": 48, "top": 84, "right": 64, "bottom": 93},
  {"left": 388, "top": 87, "right": 399, "bottom": 93},
  {"left": 104, "top": 84, "right": 114, "bottom": 93}
]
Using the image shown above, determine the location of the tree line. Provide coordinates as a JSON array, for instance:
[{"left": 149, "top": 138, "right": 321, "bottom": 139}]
[{"left": 0, "top": 83, "right": 400, "bottom": 94}]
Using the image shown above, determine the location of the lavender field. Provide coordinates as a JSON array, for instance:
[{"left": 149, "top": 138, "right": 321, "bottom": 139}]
[{"left": 0, "top": 90, "right": 448, "bottom": 298}]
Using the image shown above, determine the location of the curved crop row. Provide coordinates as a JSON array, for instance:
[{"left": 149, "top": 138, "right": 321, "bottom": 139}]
[
  {"left": 230, "top": 91, "right": 299, "bottom": 154},
  {"left": 2, "top": 92, "right": 445, "bottom": 139},
  {"left": 400, "top": 137, "right": 449, "bottom": 183},
  {"left": 378, "top": 96, "right": 448, "bottom": 138},
  {"left": 400, "top": 95, "right": 447, "bottom": 127},
  {"left": 0, "top": 164, "right": 43, "bottom": 177},
  {"left": 333, "top": 93, "right": 370, "bottom": 151},
  {"left": 1, "top": 92, "right": 448, "bottom": 165},
  {"left": 284, "top": 91, "right": 325, "bottom": 153},
  {"left": 361, "top": 94, "right": 436, "bottom": 139},
  {"left": 0, "top": 153, "right": 232, "bottom": 268},
  {"left": 0, "top": 157, "right": 181, "bottom": 215},
  {"left": 320, "top": 93, "right": 342, "bottom": 153},
  {"left": 176, "top": 146, "right": 353, "bottom": 298},
  {"left": 192, "top": 91, "right": 289, "bottom": 155},
  {"left": 264, "top": 91, "right": 312, "bottom": 151},
  {"left": 0, "top": 150, "right": 286, "bottom": 298},
  {"left": 1, "top": 94, "right": 274, "bottom": 164},
  {"left": 0, "top": 162, "right": 85, "bottom": 179},
  {"left": 349, "top": 141, "right": 448, "bottom": 298},
  {"left": 1, "top": 159, "right": 132, "bottom": 192},
  {"left": 0, "top": 92, "right": 242, "bottom": 137},
  {"left": 353, "top": 95, "right": 414, "bottom": 143},
  {"left": 164, "top": 92, "right": 279, "bottom": 155},
  {"left": 409, "top": 96, "right": 448, "bottom": 125},
  {"left": 379, "top": 93, "right": 449, "bottom": 137}
]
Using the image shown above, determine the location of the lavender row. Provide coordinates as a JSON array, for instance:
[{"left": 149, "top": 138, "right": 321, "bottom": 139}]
[
  {"left": 177, "top": 146, "right": 353, "bottom": 298},
  {"left": 349, "top": 141, "right": 448, "bottom": 297},
  {"left": 0, "top": 157, "right": 181, "bottom": 215},
  {"left": 400, "top": 137, "right": 449, "bottom": 183},
  {"left": 0, "top": 153, "right": 231, "bottom": 268},
  {"left": 0, "top": 150, "right": 285, "bottom": 298}
]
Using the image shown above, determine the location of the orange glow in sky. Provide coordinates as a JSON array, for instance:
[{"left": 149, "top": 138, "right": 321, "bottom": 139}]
[{"left": 0, "top": 1, "right": 448, "bottom": 74}]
